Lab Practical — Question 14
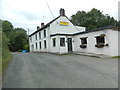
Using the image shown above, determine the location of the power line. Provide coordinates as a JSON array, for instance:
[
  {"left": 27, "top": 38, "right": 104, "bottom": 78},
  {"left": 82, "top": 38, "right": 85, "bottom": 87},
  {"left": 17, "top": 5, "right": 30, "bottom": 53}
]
[{"left": 44, "top": 0, "right": 55, "bottom": 18}]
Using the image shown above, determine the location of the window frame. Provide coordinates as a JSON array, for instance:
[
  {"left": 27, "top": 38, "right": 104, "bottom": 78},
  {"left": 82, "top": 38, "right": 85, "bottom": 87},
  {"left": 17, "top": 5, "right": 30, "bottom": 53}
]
[
  {"left": 60, "top": 38, "right": 65, "bottom": 46},
  {"left": 36, "top": 42, "right": 37, "bottom": 49},
  {"left": 96, "top": 36, "right": 105, "bottom": 44},
  {"left": 44, "top": 29, "right": 46, "bottom": 38},
  {"left": 80, "top": 37, "right": 87, "bottom": 45},
  {"left": 44, "top": 40, "right": 46, "bottom": 49},
  {"left": 35, "top": 33, "right": 37, "bottom": 40},
  {"left": 39, "top": 41, "right": 41, "bottom": 49},
  {"left": 39, "top": 31, "right": 41, "bottom": 39},
  {"left": 53, "top": 38, "right": 56, "bottom": 47}
]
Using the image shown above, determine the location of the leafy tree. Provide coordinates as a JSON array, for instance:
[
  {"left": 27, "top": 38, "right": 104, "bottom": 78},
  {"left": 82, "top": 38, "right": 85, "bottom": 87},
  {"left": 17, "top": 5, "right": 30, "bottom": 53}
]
[
  {"left": 2, "top": 20, "right": 29, "bottom": 52},
  {"left": 9, "top": 28, "right": 28, "bottom": 52},
  {"left": 2, "top": 20, "right": 13, "bottom": 34},
  {"left": 71, "top": 8, "right": 118, "bottom": 30}
]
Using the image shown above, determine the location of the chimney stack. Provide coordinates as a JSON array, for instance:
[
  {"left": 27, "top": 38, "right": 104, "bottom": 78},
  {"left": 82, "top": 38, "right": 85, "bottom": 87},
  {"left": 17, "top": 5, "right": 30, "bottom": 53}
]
[
  {"left": 37, "top": 26, "right": 40, "bottom": 30},
  {"left": 60, "top": 8, "right": 65, "bottom": 16},
  {"left": 41, "top": 23, "right": 44, "bottom": 28}
]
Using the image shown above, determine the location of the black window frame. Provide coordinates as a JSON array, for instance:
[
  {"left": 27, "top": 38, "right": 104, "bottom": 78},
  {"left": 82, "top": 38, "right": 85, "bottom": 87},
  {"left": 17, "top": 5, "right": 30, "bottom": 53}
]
[
  {"left": 60, "top": 38, "right": 65, "bottom": 46},
  {"left": 35, "top": 33, "right": 37, "bottom": 40},
  {"left": 39, "top": 31, "right": 41, "bottom": 39},
  {"left": 96, "top": 36, "right": 105, "bottom": 44},
  {"left": 36, "top": 42, "right": 37, "bottom": 49},
  {"left": 44, "top": 40, "right": 46, "bottom": 48},
  {"left": 53, "top": 38, "right": 56, "bottom": 47},
  {"left": 39, "top": 41, "right": 41, "bottom": 49},
  {"left": 44, "top": 29, "right": 46, "bottom": 38},
  {"left": 80, "top": 37, "right": 87, "bottom": 45}
]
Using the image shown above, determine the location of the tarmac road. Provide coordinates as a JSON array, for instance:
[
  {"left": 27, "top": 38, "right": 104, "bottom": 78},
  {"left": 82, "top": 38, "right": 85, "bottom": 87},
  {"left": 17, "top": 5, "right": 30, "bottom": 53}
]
[{"left": 3, "top": 52, "right": 118, "bottom": 88}]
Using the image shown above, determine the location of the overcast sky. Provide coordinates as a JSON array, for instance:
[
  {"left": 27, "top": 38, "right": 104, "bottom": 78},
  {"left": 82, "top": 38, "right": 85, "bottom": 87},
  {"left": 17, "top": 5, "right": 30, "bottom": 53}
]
[{"left": 0, "top": 0, "right": 119, "bottom": 34}]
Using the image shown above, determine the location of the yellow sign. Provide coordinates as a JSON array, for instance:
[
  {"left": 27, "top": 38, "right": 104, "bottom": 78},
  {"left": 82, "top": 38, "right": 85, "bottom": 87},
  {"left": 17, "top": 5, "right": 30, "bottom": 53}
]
[{"left": 60, "top": 21, "right": 69, "bottom": 26}]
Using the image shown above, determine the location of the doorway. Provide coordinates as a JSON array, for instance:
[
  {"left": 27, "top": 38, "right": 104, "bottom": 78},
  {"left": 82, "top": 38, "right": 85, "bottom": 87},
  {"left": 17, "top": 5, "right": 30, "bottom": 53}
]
[{"left": 67, "top": 38, "right": 73, "bottom": 52}]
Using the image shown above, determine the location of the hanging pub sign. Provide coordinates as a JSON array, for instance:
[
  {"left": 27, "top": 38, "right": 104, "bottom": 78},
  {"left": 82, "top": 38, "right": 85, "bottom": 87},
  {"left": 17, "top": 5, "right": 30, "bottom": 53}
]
[{"left": 59, "top": 21, "right": 69, "bottom": 26}]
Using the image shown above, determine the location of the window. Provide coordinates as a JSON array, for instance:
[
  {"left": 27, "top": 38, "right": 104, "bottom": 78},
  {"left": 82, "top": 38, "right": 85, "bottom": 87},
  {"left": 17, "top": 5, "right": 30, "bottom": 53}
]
[
  {"left": 95, "top": 36, "right": 105, "bottom": 48},
  {"left": 44, "top": 30, "right": 46, "bottom": 38},
  {"left": 60, "top": 38, "right": 65, "bottom": 46},
  {"left": 30, "top": 37, "right": 32, "bottom": 42},
  {"left": 44, "top": 40, "right": 46, "bottom": 48},
  {"left": 36, "top": 42, "right": 37, "bottom": 49},
  {"left": 35, "top": 34, "right": 37, "bottom": 40},
  {"left": 39, "top": 42, "right": 41, "bottom": 49},
  {"left": 96, "top": 36, "right": 105, "bottom": 44},
  {"left": 53, "top": 38, "right": 56, "bottom": 47},
  {"left": 80, "top": 38, "right": 87, "bottom": 44},
  {"left": 39, "top": 32, "right": 41, "bottom": 39},
  {"left": 80, "top": 37, "right": 87, "bottom": 48}
]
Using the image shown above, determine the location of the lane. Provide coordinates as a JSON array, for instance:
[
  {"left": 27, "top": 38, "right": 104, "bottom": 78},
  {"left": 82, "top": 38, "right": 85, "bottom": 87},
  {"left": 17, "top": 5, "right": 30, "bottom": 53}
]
[{"left": 3, "top": 52, "right": 118, "bottom": 88}]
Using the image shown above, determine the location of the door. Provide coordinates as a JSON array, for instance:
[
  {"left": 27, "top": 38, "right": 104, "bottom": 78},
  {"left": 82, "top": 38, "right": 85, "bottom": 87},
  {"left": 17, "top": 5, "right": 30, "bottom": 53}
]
[{"left": 67, "top": 38, "right": 73, "bottom": 52}]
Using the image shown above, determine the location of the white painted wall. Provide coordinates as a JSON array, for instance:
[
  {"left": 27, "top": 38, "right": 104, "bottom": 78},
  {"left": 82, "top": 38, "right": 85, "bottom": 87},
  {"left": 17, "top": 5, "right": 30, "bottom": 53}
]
[
  {"left": 49, "top": 16, "right": 85, "bottom": 34},
  {"left": 74, "top": 29, "right": 119, "bottom": 56},
  {"left": 29, "top": 27, "right": 50, "bottom": 52},
  {"left": 29, "top": 15, "right": 119, "bottom": 56}
]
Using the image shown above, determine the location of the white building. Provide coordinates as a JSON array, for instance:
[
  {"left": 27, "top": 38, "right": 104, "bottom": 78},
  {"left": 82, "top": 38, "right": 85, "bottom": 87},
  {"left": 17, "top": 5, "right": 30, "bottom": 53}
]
[{"left": 29, "top": 9, "right": 119, "bottom": 56}]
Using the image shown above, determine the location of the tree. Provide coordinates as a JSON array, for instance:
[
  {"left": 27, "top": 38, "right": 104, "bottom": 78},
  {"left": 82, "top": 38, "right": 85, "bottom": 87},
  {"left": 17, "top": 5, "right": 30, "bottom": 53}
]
[
  {"left": 9, "top": 28, "right": 28, "bottom": 52},
  {"left": 71, "top": 8, "right": 118, "bottom": 30},
  {"left": 2, "top": 20, "right": 13, "bottom": 34},
  {"left": 2, "top": 20, "right": 29, "bottom": 52}
]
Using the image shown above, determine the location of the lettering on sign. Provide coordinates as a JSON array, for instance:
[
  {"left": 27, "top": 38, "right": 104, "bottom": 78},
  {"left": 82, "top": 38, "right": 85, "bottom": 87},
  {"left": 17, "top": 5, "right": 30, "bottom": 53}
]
[{"left": 60, "top": 21, "right": 69, "bottom": 26}]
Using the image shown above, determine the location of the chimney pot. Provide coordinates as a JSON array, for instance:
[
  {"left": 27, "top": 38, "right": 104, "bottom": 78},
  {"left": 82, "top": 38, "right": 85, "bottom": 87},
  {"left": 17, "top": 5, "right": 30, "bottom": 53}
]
[
  {"left": 37, "top": 26, "right": 40, "bottom": 30},
  {"left": 60, "top": 8, "right": 65, "bottom": 16},
  {"left": 41, "top": 23, "right": 44, "bottom": 28}
]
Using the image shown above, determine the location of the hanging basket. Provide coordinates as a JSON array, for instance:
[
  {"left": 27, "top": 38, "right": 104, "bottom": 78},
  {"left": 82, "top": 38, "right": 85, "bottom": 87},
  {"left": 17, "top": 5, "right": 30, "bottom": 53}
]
[
  {"left": 80, "top": 44, "right": 87, "bottom": 48},
  {"left": 100, "top": 34, "right": 106, "bottom": 37},
  {"left": 95, "top": 43, "right": 105, "bottom": 48}
]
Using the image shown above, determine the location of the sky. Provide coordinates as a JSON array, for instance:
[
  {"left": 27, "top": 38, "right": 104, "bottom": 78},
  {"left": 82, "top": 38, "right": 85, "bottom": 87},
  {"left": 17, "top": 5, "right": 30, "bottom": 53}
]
[{"left": 0, "top": 0, "right": 119, "bottom": 35}]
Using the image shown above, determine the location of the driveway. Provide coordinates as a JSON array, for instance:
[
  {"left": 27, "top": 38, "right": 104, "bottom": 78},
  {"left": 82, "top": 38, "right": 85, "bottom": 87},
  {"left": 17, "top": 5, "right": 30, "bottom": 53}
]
[{"left": 3, "top": 52, "right": 118, "bottom": 88}]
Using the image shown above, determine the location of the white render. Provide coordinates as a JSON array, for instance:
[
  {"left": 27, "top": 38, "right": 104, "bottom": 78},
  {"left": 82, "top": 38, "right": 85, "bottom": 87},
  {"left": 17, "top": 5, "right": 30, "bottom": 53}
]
[
  {"left": 74, "top": 29, "right": 119, "bottom": 56},
  {"left": 29, "top": 9, "right": 119, "bottom": 56}
]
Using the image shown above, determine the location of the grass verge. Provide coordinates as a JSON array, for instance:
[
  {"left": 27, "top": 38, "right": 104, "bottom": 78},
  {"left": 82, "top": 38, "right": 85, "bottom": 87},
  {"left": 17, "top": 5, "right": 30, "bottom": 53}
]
[
  {"left": 2, "top": 53, "right": 13, "bottom": 75},
  {"left": 112, "top": 56, "right": 120, "bottom": 58}
]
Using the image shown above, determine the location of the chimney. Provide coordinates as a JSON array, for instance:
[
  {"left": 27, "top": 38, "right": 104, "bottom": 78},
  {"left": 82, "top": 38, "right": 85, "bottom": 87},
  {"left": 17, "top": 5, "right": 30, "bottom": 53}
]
[
  {"left": 41, "top": 23, "right": 44, "bottom": 28},
  {"left": 60, "top": 8, "right": 65, "bottom": 16},
  {"left": 37, "top": 26, "right": 40, "bottom": 30}
]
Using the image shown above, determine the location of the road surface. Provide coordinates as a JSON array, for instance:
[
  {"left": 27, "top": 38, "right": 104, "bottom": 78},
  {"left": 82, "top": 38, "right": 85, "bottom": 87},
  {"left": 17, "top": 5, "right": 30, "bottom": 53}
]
[{"left": 3, "top": 52, "right": 118, "bottom": 88}]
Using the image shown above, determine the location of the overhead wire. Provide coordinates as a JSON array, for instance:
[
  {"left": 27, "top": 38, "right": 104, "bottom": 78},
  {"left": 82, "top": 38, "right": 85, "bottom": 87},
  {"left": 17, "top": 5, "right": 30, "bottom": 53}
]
[{"left": 44, "top": 0, "right": 55, "bottom": 18}]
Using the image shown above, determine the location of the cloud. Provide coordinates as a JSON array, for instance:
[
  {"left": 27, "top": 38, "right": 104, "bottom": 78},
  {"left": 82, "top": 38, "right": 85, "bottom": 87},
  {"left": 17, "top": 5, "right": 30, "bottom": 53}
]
[{"left": 0, "top": 0, "right": 119, "bottom": 35}]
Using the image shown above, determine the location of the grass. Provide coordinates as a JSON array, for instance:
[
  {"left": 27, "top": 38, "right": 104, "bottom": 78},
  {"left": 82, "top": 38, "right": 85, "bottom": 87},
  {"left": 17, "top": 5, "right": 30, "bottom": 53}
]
[
  {"left": 0, "top": 30, "right": 13, "bottom": 76},
  {"left": 112, "top": 56, "right": 120, "bottom": 58},
  {"left": 2, "top": 52, "right": 13, "bottom": 75}
]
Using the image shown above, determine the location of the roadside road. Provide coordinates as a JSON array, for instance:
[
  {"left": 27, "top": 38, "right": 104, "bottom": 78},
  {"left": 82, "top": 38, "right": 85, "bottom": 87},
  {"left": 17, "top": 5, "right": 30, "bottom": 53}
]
[{"left": 3, "top": 52, "right": 118, "bottom": 88}]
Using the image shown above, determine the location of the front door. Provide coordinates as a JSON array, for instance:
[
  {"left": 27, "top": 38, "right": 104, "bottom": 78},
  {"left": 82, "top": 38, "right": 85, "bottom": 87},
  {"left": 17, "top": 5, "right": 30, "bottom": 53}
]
[{"left": 67, "top": 38, "right": 73, "bottom": 52}]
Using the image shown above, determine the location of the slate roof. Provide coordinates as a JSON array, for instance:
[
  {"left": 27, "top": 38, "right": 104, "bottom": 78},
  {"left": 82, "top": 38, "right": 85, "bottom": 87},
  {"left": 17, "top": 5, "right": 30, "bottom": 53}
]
[
  {"left": 29, "top": 16, "right": 61, "bottom": 37},
  {"left": 50, "top": 25, "right": 119, "bottom": 37},
  {"left": 74, "top": 25, "right": 119, "bottom": 35}
]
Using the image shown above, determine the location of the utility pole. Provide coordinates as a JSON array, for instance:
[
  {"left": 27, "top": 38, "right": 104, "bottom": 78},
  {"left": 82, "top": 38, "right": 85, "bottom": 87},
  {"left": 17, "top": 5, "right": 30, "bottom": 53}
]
[{"left": 28, "top": 28, "right": 29, "bottom": 36}]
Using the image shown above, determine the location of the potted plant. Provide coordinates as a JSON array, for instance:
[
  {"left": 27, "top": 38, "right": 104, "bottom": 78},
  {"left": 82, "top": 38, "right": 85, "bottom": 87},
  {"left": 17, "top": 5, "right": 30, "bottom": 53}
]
[
  {"left": 80, "top": 44, "right": 87, "bottom": 48},
  {"left": 95, "top": 43, "right": 105, "bottom": 48}
]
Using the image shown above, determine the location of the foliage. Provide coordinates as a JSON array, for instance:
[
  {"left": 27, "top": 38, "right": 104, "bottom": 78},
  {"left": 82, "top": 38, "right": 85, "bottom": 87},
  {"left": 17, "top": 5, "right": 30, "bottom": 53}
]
[
  {"left": 1, "top": 30, "right": 12, "bottom": 74},
  {"left": 2, "top": 20, "right": 13, "bottom": 35},
  {"left": 71, "top": 8, "right": 118, "bottom": 30},
  {"left": 2, "top": 20, "right": 29, "bottom": 52}
]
